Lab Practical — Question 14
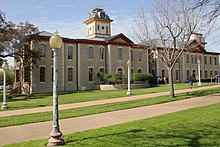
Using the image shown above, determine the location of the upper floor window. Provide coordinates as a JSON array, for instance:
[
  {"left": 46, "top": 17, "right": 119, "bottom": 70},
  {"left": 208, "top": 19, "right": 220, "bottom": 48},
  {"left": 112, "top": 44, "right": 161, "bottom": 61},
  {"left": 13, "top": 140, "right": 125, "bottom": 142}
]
[
  {"left": 106, "top": 26, "right": 108, "bottom": 34},
  {"left": 118, "top": 48, "right": 123, "bottom": 60},
  {"left": 186, "top": 54, "right": 189, "bottom": 63},
  {"left": 40, "top": 43, "right": 46, "bottom": 58},
  {"left": 210, "top": 56, "right": 212, "bottom": 65},
  {"left": 88, "top": 46, "right": 93, "bottom": 59},
  {"left": 195, "top": 55, "right": 197, "bottom": 64},
  {"left": 68, "top": 67, "right": 73, "bottom": 82},
  {"left": 40, "top": 67, "right": 46, "bottom": 82},
  {"left": 68, "top": 46, "right": 73, "bottom": 59},
  {"left": 191, "top": 55, "right": 194, "bottom": 64},
  {"left": 204, "top": 56, "right": 207, "bottom": 64},
  {"left": 130, "top": 50, "right": 133, "bottom": 61},
  {"left": 138, "top": 50, "right": 141, "bottom": 62},
  {"left": 214, "top": 57, "right": 217, "bottom": 65},
  {"left": 100, "top": 47, "right": 104, "bottom": 60}
]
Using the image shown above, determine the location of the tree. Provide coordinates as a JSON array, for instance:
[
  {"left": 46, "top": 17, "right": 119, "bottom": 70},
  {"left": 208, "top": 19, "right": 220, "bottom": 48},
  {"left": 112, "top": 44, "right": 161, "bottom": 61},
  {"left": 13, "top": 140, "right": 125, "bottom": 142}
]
[
  {"left": 194, "top": 0, "right": 220, "bottom": 22},
  {"left": 133, "top": 0, "right": 213, "bottom": 97}
]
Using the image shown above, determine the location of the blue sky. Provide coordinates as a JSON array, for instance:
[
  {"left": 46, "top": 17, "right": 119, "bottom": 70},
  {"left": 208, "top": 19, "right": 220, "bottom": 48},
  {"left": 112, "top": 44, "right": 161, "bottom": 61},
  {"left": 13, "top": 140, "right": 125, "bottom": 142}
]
[{"left": 1, "top": 0, "right": 219, "bottom": 65}]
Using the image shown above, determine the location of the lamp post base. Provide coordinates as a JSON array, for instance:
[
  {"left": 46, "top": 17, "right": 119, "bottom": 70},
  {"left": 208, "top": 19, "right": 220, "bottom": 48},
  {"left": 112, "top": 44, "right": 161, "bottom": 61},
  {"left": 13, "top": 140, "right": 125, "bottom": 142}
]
[
  {"left": 127, "top": 91, "right": 132, "bottom": 95},
  {"left": 1, "top": 102, "right": 8, "bottom": 109},
  {"left": 47, "top": 128, "right": 65, "bottom": 146},
  {"left": 198, "top": 82, "right": 202, "bottom": 86}
]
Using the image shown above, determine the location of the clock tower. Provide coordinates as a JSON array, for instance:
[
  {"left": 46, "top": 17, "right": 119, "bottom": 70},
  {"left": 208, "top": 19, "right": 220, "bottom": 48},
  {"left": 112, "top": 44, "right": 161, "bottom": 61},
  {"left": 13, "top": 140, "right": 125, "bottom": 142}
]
[{"left": 84, "top": 8, "right": 113, "bottom": 38}]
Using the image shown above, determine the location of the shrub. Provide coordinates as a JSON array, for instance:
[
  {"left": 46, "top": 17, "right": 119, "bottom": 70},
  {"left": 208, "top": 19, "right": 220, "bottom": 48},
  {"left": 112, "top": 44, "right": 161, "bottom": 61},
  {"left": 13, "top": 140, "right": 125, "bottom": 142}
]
[
  {"left": 132, "top": 73, "right": 155, "bottom": 84},
  {"left": 104, "top": 73, "right": 124, "bottom": 84}
]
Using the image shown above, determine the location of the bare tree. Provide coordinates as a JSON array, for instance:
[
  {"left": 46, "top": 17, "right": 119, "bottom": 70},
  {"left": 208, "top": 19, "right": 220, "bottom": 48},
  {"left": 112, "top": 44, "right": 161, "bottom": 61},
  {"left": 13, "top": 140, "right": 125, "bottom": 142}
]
[{"left": 133, "top": 0, "right": 213, "bottom": 97}]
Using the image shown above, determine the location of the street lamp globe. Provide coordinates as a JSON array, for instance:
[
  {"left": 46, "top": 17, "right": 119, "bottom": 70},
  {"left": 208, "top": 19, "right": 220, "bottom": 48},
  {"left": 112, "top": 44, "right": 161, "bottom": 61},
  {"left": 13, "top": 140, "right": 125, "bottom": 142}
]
[
  {"left": 49, "top": 31, "right": 63, "bottom": 49},
  {"left": 197, "top": 59, "right": 201, "bottom": 65}
]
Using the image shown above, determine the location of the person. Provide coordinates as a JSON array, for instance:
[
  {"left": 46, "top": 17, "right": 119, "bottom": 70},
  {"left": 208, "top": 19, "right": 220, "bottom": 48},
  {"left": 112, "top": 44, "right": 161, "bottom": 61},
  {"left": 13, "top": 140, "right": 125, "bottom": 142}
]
[
  {"left": 189, "top": 76, "right": 193, "bottom": 89},
  {"left": 218, "top": 74, "right": 220, "bottom": 83}
]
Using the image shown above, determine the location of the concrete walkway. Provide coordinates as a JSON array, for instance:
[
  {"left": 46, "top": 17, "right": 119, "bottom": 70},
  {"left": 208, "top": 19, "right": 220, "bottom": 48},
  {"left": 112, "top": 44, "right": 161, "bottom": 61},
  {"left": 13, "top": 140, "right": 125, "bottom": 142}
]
[
  {"left": 0, "top": 84, "right": 219, "bottom": 118},
  {"left": 0, "top": 93, "right": 220, "bottom": 146}
]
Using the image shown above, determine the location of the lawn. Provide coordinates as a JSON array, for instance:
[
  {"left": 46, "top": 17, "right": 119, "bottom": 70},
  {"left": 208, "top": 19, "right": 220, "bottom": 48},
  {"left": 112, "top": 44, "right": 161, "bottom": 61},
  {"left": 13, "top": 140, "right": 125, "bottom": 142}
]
[
  {"left": 6, "top": 101, "right": 220, "bottom": 146},
  {"left": 0, "top": 82, "right": 217, "bottom": 111},
  {"left": 0, "top": 88, "right": 219, "bottom": 128}
]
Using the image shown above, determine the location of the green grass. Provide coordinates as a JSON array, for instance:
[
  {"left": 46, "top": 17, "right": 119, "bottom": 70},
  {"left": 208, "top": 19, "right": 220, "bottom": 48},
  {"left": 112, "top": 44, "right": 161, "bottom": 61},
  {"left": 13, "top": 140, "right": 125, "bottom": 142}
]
[
  {"left": 6, "top": 101, "right": 220, "bottom": 146},
  {"left": 0, "top": 88, "right": 219, "bottom": 128},
  {"left": 1, "top": 82, "right": 217, "bottom": 111}
]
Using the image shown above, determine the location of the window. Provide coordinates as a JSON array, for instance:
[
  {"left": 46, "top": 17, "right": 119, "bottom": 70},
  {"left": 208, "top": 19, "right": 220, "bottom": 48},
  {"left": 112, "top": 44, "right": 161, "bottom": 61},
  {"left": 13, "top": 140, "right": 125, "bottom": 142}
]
[
  {"left": 130, "top": 50, "right": 133, "bottom": 61},
  {"left": 68, "top": 67, "right": 73, "bottom": 82},
  {"left": 106, "top": 26, "right": 108, "bottom": 34},
  {"left": 97, "top": 25, "right": 100, "bottom": 31},
  {"left": 175, "top": 70, "right": 179, "bottom": 81},
  {"left": 195, "top": 55, "right": 197, "bottom": 64},
  {"left": 162, "top": 69, "right": 165, "bottom": 76},
  {"left": 68, "top": 46, "right": 73, "bottom": 59},
  {"left": 99, "top": 68, "right": 105, "bottom": 82},
  {"left": 215, "top": 71, "right": 218, "bottom": 76},
  {"left": 117, "top": 68, "right": 123, "bottom": 74},
  {"left": 100, "top": 47, "right": 104, "bottom": 60},
  {"left": 210, "top": 70, "right": 213, "bottom": 77},
  {"left": 210, "top": 56, "right": 212, "bottom": 65},
  {"left": 214, "top": 57, "right": 217, "bottom": 65},
  {"left": 138, "top": 69, "right": 142, "bottom": 73},
  {"left": 24, "top": 68, "right": 29, "bottom": 82},
  {"left": 40, "top": 67, "right": 45, "bottom": 82},
  {"left": 138, "top": 50, "right": 141, "bottom": 62},
  {"left": 186, "top": 54, "right": 189, "bottom": 63},
  {"left": 187, "top": 70, "right": 190, "bottom": 80},
  {"left": 205, "top": 70, "right": 208, "bottom": 78},
  {"left": 131, "top": 68, "right": 134, "bottom": 74},
  {"left": 89, "top": 68, "right": 93, "bottom": 82},
  {"left": 118, "top": 48, "right": 123, "bottom": 60},
  {"left": 192, "top": 69, "right": 196, "bottom": 79},
  {"left": 40, "top": 44, "right": 46, "bottom": 58},
  {"left": 16, "top": 70, "right": 20, "bottom": 82},
  {"left": 204, "top": 56, "right": 207, "bottom": 64},
  {"left": 88, "top": 46, "right": 93, "bottom": 59},
  {"left": 191, "top": 55, "right": 194, "bottom": 64}
]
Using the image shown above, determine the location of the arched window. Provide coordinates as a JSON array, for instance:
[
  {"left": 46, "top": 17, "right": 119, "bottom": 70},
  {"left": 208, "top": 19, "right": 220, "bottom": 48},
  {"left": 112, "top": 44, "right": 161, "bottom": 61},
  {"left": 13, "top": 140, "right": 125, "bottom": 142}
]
[
  {"left": 88, "top": 46, "right": 93, "bottom": 59},
  {"left": 162, "top": 69, "right": 165, "bottom": 77},
  {"left": 40, "top": 43, "right": 46, "bottom": 58},
  {"left": 118, "top": 48, "right": 123, "bottom": 60},
  {"left": 100, "top": 47, "right": 104, "bottom": 60},
  {"left": 40, "top": 66, "right": 46, "bottom": 82},
  {"left": 186, "top": 69, "right": 190, "bottom": 80},
  {"left": 138, "top": 69, "right": 142, "bottom": 73},
  {"left": 138, "top": 50, "right": 141, "bottom": 62},
  {"left": 68, "top": 46, "right": 73, "bottom": 59},
  {"left": 117, "top": 68, "right": 123, "bottom": 74},
  {"left": 175, "top": 69, "right": 179, "bottom": 81},
  {"left": 89, "top": 68, "right": 93, "bottom": 81},
  {"left": 68, "top": 67, "right": 73, "bottom": 82},
  {"left": 192, "top": 69, "right": 196, "bottom": 79},
  {"left": 186, "top": 54, "right": 189, "bottom": 63}
]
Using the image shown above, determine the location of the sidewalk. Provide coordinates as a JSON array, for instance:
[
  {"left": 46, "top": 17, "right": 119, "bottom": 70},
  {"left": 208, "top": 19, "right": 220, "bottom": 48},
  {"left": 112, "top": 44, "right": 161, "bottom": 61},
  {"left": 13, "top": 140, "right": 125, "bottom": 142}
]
[
  {"left": 0, "top": 84, "right": 219, "bottom": 118},
  {"left": 0, "top": 93, "right": 220, "bottom": 146}
]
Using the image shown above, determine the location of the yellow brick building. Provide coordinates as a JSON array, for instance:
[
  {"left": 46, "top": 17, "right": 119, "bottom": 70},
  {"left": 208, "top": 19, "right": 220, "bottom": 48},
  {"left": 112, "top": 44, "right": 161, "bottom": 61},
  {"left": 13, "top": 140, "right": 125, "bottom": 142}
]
[{"left": 14, "top": 8, "right": 219, "bottom": 94}]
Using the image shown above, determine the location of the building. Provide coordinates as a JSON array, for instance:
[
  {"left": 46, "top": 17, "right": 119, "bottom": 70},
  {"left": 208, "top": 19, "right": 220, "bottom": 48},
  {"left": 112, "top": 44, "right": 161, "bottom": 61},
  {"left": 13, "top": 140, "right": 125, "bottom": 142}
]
[{"left": 14, "top": 8, "right": 220, "bottom": 94}]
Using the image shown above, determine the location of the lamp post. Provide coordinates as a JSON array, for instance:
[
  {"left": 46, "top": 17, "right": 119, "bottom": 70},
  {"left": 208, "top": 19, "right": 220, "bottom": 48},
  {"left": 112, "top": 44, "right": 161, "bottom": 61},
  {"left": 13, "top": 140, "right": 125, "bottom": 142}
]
[
  {"left": 47, "top": 31, "right": 65, "bottom": 146},
  {"left": 127, "top": 60, "right": 132, "bottom": 95},
  {"left": 197, "top": 59, "right": 202, "bottom": 86},
  {"left": 1, "top": 60, "right": 8, "bottom": 109}
]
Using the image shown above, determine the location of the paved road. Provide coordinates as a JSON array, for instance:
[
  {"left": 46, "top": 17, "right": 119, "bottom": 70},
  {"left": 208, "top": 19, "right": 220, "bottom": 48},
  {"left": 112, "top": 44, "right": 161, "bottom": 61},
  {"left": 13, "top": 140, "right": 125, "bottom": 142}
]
[
  {"left": 0, "top": 84, "right": 219, "bottom": 118},
  {"left": 0, "top": 93, "right": 220, "bottom": 146}
]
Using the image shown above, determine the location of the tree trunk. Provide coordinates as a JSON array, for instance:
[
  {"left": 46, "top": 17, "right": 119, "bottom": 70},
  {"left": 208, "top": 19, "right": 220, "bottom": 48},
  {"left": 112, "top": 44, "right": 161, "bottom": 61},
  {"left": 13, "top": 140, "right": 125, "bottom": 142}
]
[{"left": 168, "top": 68, "right": 175, "bottom": 97}]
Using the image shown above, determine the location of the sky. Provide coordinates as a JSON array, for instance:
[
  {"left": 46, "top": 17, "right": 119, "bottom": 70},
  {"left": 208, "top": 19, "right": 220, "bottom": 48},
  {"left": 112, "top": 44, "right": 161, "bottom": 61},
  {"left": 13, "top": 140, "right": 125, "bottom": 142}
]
[{"left": 0, "top": 0, "right": 219, "bottom": 65}]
